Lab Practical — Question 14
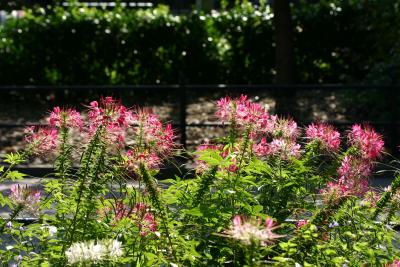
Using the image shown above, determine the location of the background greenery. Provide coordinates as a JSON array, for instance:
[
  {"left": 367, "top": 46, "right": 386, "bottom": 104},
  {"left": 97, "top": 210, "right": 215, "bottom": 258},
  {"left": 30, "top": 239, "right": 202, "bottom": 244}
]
[{"left": 0, "top": 0, "right": 399, "bottom": 85}]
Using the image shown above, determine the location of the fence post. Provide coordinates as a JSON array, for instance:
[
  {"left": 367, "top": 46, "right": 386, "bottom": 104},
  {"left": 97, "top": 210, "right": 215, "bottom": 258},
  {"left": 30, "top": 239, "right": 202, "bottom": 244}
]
[
  {"left": 389, "top": 86, "right": 398, "bottom": 155},
  {"left": 179, "top": 85, "right": 187, "bottom": 149}
]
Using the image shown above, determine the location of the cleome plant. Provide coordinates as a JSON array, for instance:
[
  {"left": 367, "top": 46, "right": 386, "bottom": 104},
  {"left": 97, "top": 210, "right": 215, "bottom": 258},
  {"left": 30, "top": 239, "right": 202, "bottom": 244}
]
[{"left": 0, "top": 95, "right": 400, "bottom": 266}]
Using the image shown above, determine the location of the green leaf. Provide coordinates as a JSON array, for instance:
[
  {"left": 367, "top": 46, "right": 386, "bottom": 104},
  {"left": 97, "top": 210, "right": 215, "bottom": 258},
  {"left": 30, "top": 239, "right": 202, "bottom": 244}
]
[
  {"left": 0, "top": 194, "right": 9, "bottom": 206},
  {"left": 6, "top": 170, "right": 26, "bottom": 180},
  {"left": 3, "top": 152, "right": 25, "bottom": 165},
  {"left": 184, "top": 207, "right": 203, "bottom": 217},
  {"left": 198, "top": 150, "right": 224, "bottom": 166},
  {"left": 252, "top": 204, "right": 263, "bottom": 214}
]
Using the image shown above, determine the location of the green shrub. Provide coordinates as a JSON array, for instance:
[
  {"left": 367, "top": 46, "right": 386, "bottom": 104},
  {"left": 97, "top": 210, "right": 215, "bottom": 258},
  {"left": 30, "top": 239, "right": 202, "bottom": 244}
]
[{"left": 0, "top": 0, "right": 399, "bottom": 85}]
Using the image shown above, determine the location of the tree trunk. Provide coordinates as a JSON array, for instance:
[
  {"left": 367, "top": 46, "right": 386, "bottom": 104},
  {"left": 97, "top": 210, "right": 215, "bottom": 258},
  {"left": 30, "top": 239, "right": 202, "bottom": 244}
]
[
  {"left": 273, "top": 0, "right": 296, "bottom": 116},
  {"left": 196, "top": 0, "right": 215, "bottom": 11}
]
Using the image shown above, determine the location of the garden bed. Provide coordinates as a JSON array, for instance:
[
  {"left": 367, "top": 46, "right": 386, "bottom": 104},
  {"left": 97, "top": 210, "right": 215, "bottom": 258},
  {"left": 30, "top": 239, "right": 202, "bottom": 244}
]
[{"left": 1, "top": 94, "right": 400, "bottom": 266}]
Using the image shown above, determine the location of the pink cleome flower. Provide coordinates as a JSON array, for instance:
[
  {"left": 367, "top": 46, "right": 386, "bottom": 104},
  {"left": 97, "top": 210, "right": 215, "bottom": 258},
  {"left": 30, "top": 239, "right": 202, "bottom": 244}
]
[
  {"left": 98, "top": 201, "right": 157, "bottom": 236},
  {"left": 10, "top": 184, "right": 41, "bottom": 215},
  {"left": 295, "top": 219, "right": 309, "bottom": 229},
  {"left": 216, "top": 96, "right": 232, "bottom": 122},
  {"left": 386, "top": 260, "right": 400, "bottom": 267},
  {"left": 339, "top": 177, "right": 370, "bottom": 197},
  {"left": 124, "top": 149, "right": 161, "bottom": 174},
  {"left": 337, "top": 155, "right": 373, "bottom": 197},
  {"left": 49, "top": 107, "right": 83, "bottom": 130},
  {"left": 24, "top": 126, "right": 58, "bottom": 155},
  {"left": 215, "top": 95, "right": 271, "bottom": 132},
  {"left": 139, "top": 213, "right": 158, "bottom": 237},
  {"left": 270, "top": 117, "right": 299, "bottom": 140},
  {"left": 348, "top": 124, "right": 384, "bottom": 160},
  {"left": 253, "top": 138, "right": 270, "bottom": 157},
  {"left": 337, "top": 155, "right": 372, "bottom": 179},
  {"left": 224, "top": 215, "right": 282, "bottom": 246},
  {"left": 131, "top": 110, "right": 175, "bottom": 156},
  {"left": 320, "top": 181, "right": 348, "bottom": 205},
  {"left": 86, "top": 97, "right": 134, "bottom": 147},
  {"left": 269, "top": 138, "right": 301, "bottom": 159},
  {"left": 253, "top": 138, "right": 301, "bottom": 160},
  {"left": 306, "top": 123, "right": 340, "bottom": 151},
  {"left": 322, "top": 151, "right": 377, "bottom": 201}
]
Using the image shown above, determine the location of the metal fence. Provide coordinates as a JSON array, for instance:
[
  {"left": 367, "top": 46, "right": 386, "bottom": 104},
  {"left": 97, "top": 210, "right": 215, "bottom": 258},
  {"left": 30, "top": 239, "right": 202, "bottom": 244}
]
[
  {"left": 0, "top": 83, "right": 398, "bottom": 179},
  {"left": 0, "top": 84, "right": 398, "bottom": 150}
]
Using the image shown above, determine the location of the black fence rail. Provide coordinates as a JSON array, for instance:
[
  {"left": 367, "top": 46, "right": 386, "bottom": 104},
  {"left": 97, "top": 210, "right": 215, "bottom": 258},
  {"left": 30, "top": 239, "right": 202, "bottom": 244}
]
[{"left": 0, "top": 84, "right": 399, "bottom": 153}]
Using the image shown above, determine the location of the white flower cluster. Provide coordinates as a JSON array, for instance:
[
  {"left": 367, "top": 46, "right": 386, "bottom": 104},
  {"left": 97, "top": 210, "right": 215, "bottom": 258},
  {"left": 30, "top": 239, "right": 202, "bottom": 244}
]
[{"left": 65, "top": 239, "right": 123, "bottom": 265}]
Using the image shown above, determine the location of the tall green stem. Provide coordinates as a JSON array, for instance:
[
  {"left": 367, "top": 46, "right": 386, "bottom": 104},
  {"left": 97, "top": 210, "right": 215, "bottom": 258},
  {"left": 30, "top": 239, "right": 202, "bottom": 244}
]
[
  {"left": 373, "top": 172, "right": 400, "bottom": 219},
  {"left": 0, "top": 205, "right": 23, "bottom": 233},
  {"left": 62, "top": 129, "right": 103, "bottom": 252},
  {"left": 139, "top": 164, "right": 176, "bottom": 261}
]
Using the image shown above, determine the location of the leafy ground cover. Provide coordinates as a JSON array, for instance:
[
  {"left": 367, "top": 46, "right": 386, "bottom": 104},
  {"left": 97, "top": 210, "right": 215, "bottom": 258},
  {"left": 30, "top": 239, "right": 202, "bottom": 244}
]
[{"left": 1, "top": 95, "right": 400, "bottom": 266}]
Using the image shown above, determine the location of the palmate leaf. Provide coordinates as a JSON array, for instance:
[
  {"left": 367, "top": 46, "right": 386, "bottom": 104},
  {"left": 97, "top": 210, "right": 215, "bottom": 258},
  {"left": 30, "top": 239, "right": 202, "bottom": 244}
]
[
  {"left": 184, "top": 207, "right": 203, "bottom": 217},
  {"left": 6, "top": 170, "right": 26, "bottom": 180},
  {"left": 198, "top": 150, "right": 224, "bottom": 166},
  {"left": 3, "top": 152, "right": 25, "bottom": 165},
  {"left": 0, "top": 193, "right": 10, "bottom": 207}
]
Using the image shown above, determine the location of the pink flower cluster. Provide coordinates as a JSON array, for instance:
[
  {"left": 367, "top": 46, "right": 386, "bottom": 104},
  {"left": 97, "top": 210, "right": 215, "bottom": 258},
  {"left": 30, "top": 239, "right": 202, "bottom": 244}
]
[
  {"left": 321, "top": 158, "right": 372, "bottom": 203},
  {"left": 49, "top": 107, "right": 83, "bottom": 129},
  {"left": 320, "top": 181, "right": 349, "bottom": 205},
  {"left": 321, "top": 125, "right": 384, "bottom": 202},
  {"left": 24, "top": 126, "right": 58, "bottom": 156},
  {"left": 348, "top": 124, "right": 384, "bottom": 160},
  {"left": 387, "top": 260, "right": 400, "bottom": 267},
  {"left": 306, "top": 123, "right": 340, "bottom": 151},
  {"left": 124, "top": 149, "right": 161, "bottom": 173},
  {"left": 87, "top": 97, "right": 134, "bottom": 147},
  {"left": 295, "top": 219, "right": 309, "bottom": 229},
  {"left": 24, "top": 97, "right": 176, "bottom": 175},
  {"left": 252, "top": 117, "right": 301, "bottom": 160},
  {"left": 123, "top": 110, "right": 175, "bottom": 174},
  {"left": 216, "top": 95, "right": 272, "bottom": 131},
  {"left": 224, "top": 215, "right": 282, "bottom": 246},
  {"left": 215, "top": 95, "right": 302, "bottom": 160},
  {"left": 131, "top": 110, "right": 175, "bottom": 155},
  {"left": 9, "top": 184, "right": 41, "bottom": 215},
  {"left": 25, "top": 106, "right": 83, "bottom": 156},
  {"left": 253, "top": 137, "right": 301, "bottom": 160},
  {"left": 271, "top": 117, "right": 299, "bottom": 140},
  {"left": 99, "top": 202, "right": 157, "bottom": 237}
]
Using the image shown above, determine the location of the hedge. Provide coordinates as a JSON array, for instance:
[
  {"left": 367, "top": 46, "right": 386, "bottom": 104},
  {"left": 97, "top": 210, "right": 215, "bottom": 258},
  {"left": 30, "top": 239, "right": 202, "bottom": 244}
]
[{"left": 0, "top": 1, "right": 399, "bottom": 85}]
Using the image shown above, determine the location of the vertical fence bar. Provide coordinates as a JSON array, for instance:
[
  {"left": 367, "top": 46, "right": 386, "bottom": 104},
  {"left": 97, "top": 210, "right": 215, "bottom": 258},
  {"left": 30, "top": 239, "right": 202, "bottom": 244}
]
[
  {"left": 179, "top": 85, "right": 187, "bottom": 148},
  {"left": 389, "top": 86, "right": 398, "bottom": 154}
]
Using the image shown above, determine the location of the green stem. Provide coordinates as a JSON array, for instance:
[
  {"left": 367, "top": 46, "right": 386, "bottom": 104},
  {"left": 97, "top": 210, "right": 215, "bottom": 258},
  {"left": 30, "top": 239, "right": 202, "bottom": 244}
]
[
  {"left": 232, "top": 127, "right": 252, "bottom": 217},
  {"left": 62, "top": 129, "right": 103, "bottom": 252},
  {"left": 0, "top": 151, "right": 28, "bottom": 183},
  {"left": 139, "top": 164, "right": 176, "bottom": 261},
  {"left": 373, "top": 172, "right": 400, "bottom": 219},
  {"left": 81, "top": 141, "right": 106, "bottom": 238},
  {"left": 194, "top": 166, "right": 217, "bottom": 203},
  {"left": 56, "top": 125, "right": 71, "bottom": 189},
  {"left": 54, "top": 125, "right": 71, "bottom": 221},
  {"left": 0, "top": 204, "right": 23, "bottom": 233}
]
